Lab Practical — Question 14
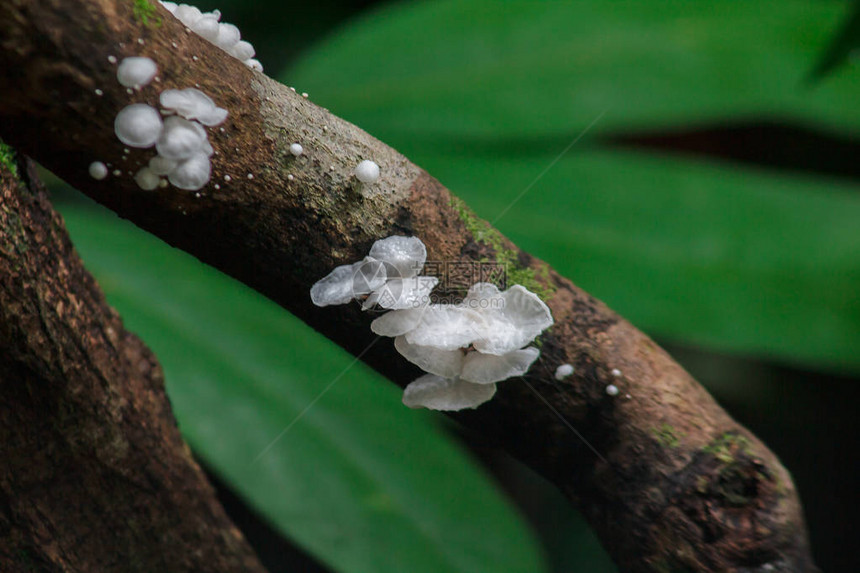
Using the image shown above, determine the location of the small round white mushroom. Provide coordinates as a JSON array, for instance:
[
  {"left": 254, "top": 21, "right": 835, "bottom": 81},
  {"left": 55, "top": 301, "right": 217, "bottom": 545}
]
[
  {"left": 289, "top": 143, "right": 303, "bottom": 157},
  {"left": 116, "top": 57, "right": 158, "bottom": 88},
  {"left": 230, "top": 40, "right": 255, "bottom": 61},
  {"left": 555, "top": 363, "right": 574, "bottom": 380},
  {"left": 156, "top": 116, "right": 209, "bottom": 160},
  {"left": 606, "top": 384, "right": 619, "bottom": 396},
  {"left": 354, "top": 160, "right": 380, "bottom": 183},
  {"left": 88, "top": 161, "right": 108, "bottom": 180},
  {"left": 148, "top": 155, "right": 179, "bottom": 175},
  {"left": 611, "top": 368, "right": 622, "bottom": 377},
  {"left": 114, "top": 103, "right": 163, "bottom": 148},
  {"left": 402, "top": 374, "right": 496, "bottom": 411},
  {"left": 134, "top": 166, "right": 160, "bottom": 191},
  {"left": 216, "top": 23, "right": 241, "bottom": 49},
  {"left": 168, "top": 152, "right": 211, "bottom": 190}
]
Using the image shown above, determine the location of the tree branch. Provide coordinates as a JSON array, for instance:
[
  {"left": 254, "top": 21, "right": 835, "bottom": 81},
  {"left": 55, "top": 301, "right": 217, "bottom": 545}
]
[
  {"left": 0, "top": 1, "right": 818, "bottom": 571},
  {"left": 0, "top": 151, "right": 267, "bottom": 571}
]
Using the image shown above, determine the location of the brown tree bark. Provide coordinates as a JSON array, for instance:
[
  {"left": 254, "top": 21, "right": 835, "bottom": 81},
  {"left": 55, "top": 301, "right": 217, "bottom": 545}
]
[
  {"left": 0, "top": 154, "right": 267, "bottom": 571},
  {"left": 0, "top": 1, "right": 819, "bottom": 571}
]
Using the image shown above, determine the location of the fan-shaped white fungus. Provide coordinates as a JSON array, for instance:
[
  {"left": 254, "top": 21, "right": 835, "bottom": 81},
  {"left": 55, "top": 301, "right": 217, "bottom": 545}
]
[
  {"left": 156, "top": 116, "right": 209, "bottom": 160},
  {"left": 289, "top": 143, "right": 303, "bottom": 157},
  {"left": 114, "top": 104, "right": 163, "bottom": 148},
  {"left": 134, "top": 166, "right": 160, "bottom": 191},
  {"left": 471, "top": 285, "right": 553, "bottom": 355},
  {"left": 159, "top": 88, "right": 227, "bottom": 126},
  {"left": 310, "top": 258, "right": 387, "bottom": 307},
  {"left": 606, "top": 384, "right": 619, "bottom": 396},
  {"left": 164, "top": 2, "right": 262, "bottom": 71},
  {"left": 403, "top": 306, "right": 485, "bottom": 351},
  {"left": 555, "top": 363, "right": 574, "bottom": 380},
  {"left": 402, "top": 374, "right": 496, "bottom": 411},
  {"left": 368, "top": 235, "right": 426, "bottom": 278},
  {"left": 89, "top": 161, "right": 108, "bottom": 180},
  {"left": 461, "top": 347, "right": 540, "bottom": 384},
  {"left": 354, "top": 159, "right": 380, "bottom": 183},
  {"left": 394, "top": 336, "right": 464, "bottom": 379},
  {"left": 370, "top": 308, "right": 426, "bottom": 337},
  {"left": 117, "top": 57, "right": 158, "bottom": 88},
  {"left": 365, "top": 276, "right": 438, "bottom": 310},
  {"left": 168, "top": 152, "right": 211, "bottom": 190}
]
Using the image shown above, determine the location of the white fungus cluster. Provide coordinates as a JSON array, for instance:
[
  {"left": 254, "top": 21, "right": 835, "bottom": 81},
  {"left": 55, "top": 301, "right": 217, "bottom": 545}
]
[
  {"left": 159, "top": 2, "right": 263, "bottom": 71},
  {"left": 111, "top": 55, "right": 227, "bottom": 191},
  {"left": 310, "top": 236, "right": 554, "bottom": 411}
]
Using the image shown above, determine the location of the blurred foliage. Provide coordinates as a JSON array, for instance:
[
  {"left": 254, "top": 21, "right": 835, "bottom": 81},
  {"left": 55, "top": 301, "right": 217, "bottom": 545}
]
[
  {"left": 46, "top": 1, "right": 860, "bottom": 572},
  {"left": 287, "top": 0, "right": 860, "bottom": 374},
  {"left": 808, "top": 0, "right": 860, "bottom": 82},
  {"left": 59, "top": 199, "right": 551, "bottom": 573}
]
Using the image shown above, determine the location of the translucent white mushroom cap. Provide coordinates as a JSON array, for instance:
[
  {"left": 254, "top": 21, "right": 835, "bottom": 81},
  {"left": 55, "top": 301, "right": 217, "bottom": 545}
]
[
  {"left": 114, "top": 104, "right": 163, "bottom": 148},
  {"left": 394, "top": 336, "right": 464, "bottom": 379},
  {"left": 469, "top": 285, "right": 553, "bottom": 355},
  {"left": 402, "top": 374, "right": 496, "bottom": 411},
  {"left": 159, "top": 88, "right": 228, "bottom": 126},
  {"left": 117, "top": 57, "right": 158, "bottom": 88},
  {"left": 156, "top": 116, "right": 209, "bottom": 160},
  {"left": 168, "top": 152, "right": 211, "bottom": 190},
  {"left": 88, "top": 161, "right": 108, "bottom": 180},
  {"left": 310, "top": 257, "right": 387, "bottom": 307},
  {"left": 368, "top": 235, "right": 427, "bottom": 278},
  {"left": 134, "top": 166, "right": 160, "bottom": 191},
  {"left": 402, "top": 305, "right": 486, "bottom": 350},
  {"left": 461, "top": 347, "right": 539, "bottom": 384}
]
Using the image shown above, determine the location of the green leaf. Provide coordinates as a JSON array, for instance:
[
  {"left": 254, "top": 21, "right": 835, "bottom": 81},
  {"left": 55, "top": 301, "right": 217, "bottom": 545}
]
[
  {"left": 286, "top": 0, "right": 860, "bottom": 140},
  {"left": 808, "top": 0, "right": 860, "bottom": 82},
  {"left": 408, "top": 144, "right": 860, "bottom": 374},
  {"left": 57, "top": 200, "right": 548, "bottom": 573},
  {"left": 286, "top": 0, "right": 860, "bottom": 373}
]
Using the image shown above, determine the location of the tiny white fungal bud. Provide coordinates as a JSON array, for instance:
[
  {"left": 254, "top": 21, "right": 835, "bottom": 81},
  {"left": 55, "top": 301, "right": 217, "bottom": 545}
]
[
  {"left": 223, "top": 174, "right": 231, "bottom": 182},
  {"left": 89, "top": 161, "right": 108, "bottom": 180},
  {"left": 611, "top": 368, "right": 622, "bottom": 377},
  {"left": 159, "top": 179, "right": 169, "bottom": 188},
  {"left": 112, "top": 169, "right": 122, "bottom": 176},
  {"left": 301, "top": 92, "right": 309, "bottom": 98},
  {"left": 287, "top": 174, "right": 294, "bottom": 181},
  {"left": 117, "top": 57, "right": 158, "bottom": 88},
  {"left": 94, "top": 88, "right": 104, "bottom": 96},
  {"left": 126, "top": 88, "right": 134, "bottom": 95},
  {"left": 192, "top": 56, "right": 199, "bottom": 62},
  {"left": 247, "top": 173, "right": 253, "bottom": 179},
  {"left": 354, "top": 160, "right": 380, "bottom": 183},
  {"left": 289, "top": 143, "right": 303, "bottom": 157},
  {"left": 114, "top": 103, "right": 163, "bottom": 148},
  {"left": 606, "top": 384, "right": 619, "bottom": 396},
  {"left": 134, "top": 166, "right": 160, "bottom": 191},
  {"left": 214, "top": 183, "right": 220, "bottom": 189},
  {"left": 554, "top": 363, "right": 574, "bottom": 380},
  {"left": 107, "top": 55, "right": 117, "bottom": 64}
]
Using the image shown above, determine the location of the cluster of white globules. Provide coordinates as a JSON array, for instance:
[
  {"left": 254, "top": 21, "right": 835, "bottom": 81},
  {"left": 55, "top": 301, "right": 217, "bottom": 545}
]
[
  {"left": 160, "top": 2, "right": 263, "bottom": 72},
  {"left": 310, "top": 236, "right": 553, "bottom": 411},
  {"left": 111, "top": 56, "right": 228, "bottom": 191}
]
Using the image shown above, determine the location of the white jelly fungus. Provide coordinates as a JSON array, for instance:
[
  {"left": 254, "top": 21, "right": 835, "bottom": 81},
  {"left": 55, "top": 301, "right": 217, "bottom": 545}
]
[
  {"left": 117, "top": 57, "right": 158, "bottom": 88},
  {"left": 168, "top": 152, "right": 211, "bottom": 190},
  {"left": 606, "top": 384, "right": 619, "bottom": 396},
  {"left": 114, "top": 104, "right": 163, "bottom": 148},
  {"left": 89, "top": 161, "right": 108, "bottom": 180},
  {"left": 159, "top": 88, "right": 228, "bottom": 126},
  {"left": 354, "top": 159, "right": 380, "bottom": 183},
  {"left": 310, "top": 236, "right": 553, "bottom": 411},
  {"left": 555, "top": 363, "right": 574, "bottom": 380},
  {"left": 289, "top": 143, "right": 303, "bottom": 157},
  {"left": 160, "top": 2, "right": 263, "bottom": 71},
  {"left": 156, "top": 116, "right": 210, "bottom": 160}
]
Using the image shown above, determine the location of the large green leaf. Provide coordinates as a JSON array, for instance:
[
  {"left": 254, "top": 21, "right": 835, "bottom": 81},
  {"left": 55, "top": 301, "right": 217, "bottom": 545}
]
[
  {"left": 287, "top": 0, "right": 860, "bottom": 140},
  {"left": 286, "top": 0, "right": 860, "bottom": 373},
  {"left": 409, "top": 144, "right": 860, "bottom": 373},
  {"left": 57, "top": 199, "right": 549, "bottom": 573}
]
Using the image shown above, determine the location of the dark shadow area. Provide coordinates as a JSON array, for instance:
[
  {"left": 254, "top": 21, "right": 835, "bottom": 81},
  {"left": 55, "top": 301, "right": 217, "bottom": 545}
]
[
  {"left": 201, "top": 461, "right": 334, "bottom": 573},
  {"left": 604, "top": 120, "right": 860, "bottom": 182}
]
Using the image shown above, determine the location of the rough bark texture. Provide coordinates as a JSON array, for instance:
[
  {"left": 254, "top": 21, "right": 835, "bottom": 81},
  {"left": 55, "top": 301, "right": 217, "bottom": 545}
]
[
  {"left": 0, "top": 154, "right": 266, "bottom": 571},
  {"left": 0, "top": 1, "right": 818, "bottom": 571}
]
